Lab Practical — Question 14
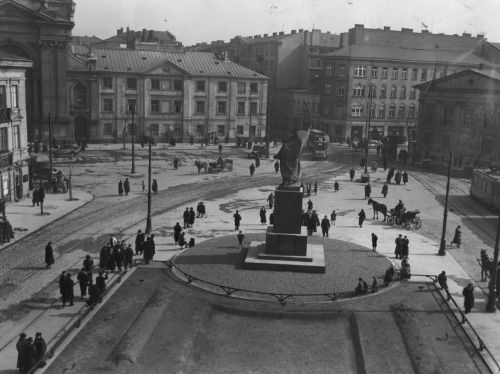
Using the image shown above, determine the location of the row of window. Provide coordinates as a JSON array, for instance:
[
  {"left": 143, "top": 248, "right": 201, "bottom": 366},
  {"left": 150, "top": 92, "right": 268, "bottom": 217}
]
[
  {"left": 0, "top": 126, "right": 21, "bottom": 151},
  {"left": 0, "top": 85, "right": 19, "bottom": 108},
  {"left": 324, "top": 84, "right": 417, "bottom": 99},
  {"left": 231, "top": 46, "right": 275, "bottom": 58},
  {"left": 325, "top": 65, "right": 448, "bottom": 81},
  {"left": 102, "top": 77, "right": 259, "bottom": 94},
  {"left": 349, "top": 103, "right": 416, "bottom": 118}
]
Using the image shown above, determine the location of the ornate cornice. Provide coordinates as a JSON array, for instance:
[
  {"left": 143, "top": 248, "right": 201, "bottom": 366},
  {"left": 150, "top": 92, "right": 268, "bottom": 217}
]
[{"left": 38, "top": 40, "right": 68, "bottom": 49}]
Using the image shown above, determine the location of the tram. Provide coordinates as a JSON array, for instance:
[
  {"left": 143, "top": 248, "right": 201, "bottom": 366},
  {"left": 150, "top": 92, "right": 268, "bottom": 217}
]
[
  {"left": 311, "top": 133, "right": 330, "bottom": 159},
  {"left": 470, "top": 169, "right": 500, "bottom": 212}
]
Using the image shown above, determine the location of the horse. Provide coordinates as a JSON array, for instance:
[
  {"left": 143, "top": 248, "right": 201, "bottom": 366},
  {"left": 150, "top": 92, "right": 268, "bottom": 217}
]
[
  {"left": 368, "top": 198, "right": 388, "bottom": 222},
  {"left": 480, "top": 249, "right": 495, "bottom": 282},
  {"left": 194, "top": 160, "right": 208, "bottom": 174}
]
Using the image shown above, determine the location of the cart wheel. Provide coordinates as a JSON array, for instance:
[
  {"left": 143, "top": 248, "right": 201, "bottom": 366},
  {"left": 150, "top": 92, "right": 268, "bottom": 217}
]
[
  {"left": 395, "top": 217, "right": 402, "bottom": 225},
  {"left": 387, "top": 217, "right": 394, "bottom": 226},
  {"left": 403, "top": 221, "right": 411, "bottom": 230},
  {"left": 413, "top": 218, "right": 422, "bottom": 229}
]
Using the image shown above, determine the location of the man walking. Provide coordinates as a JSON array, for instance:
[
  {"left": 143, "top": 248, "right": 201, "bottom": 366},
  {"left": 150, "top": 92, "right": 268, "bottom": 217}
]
[
  {"left": 124, "top": 178, "right": 130, "bottom": 195},
  {"left": 233, "top": 210, "right": 242, "bottom": 231},
  {"left": 249, "top": 163, "right": 255, "bottom": 177},
  {"left": 183, "top": 208, "right": 190, "bottom": 228},
  {"left": 349, "top": 167, "right": 355, "bottom": 182},
  {"left": 77, "top": 268, "right": 89, "bottom": 299},
  {"left": 237, "top": 231, "right": 245, "bottom": 248},
  {"left": 45, "top": 242, "right": 54, "bottom": 269},
  {"left": 321, "top": 215, "right": 331, "bottom": 237},
  {"left": 267, "top": 192, "right": 274, "bottom": 209},
  {"left": 358, "top": 209, "right": 366, "bottom": 228},
  {"left": 364, "top": 183, "right": 371, "bottom": 200},
  {"left": 135, "top": 229, "right": 145, "bottom": 255},
  {"left": 371, "top": 233, "right": 378, "bottom": 252}
]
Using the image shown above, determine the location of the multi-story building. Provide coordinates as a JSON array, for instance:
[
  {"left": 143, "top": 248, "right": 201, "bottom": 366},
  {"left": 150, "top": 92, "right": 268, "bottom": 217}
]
[
  {"left": 92, "top": 27, "right": 182, "bottom": 51},
  {"left": 0, "top": 51, "right": 32, "bottom": 206},
  {"left": 319, "top": 24, "right": 500, "bottom": 143},
  {"left": 67, "top": 47, "right": 269, "bottom": 143},
  {"left": 416, "top": 69, "right": 500, "bottom": 167}
]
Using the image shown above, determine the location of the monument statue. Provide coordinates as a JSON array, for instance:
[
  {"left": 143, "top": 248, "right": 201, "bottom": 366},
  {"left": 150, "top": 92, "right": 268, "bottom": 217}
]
[{"left": 274, "top": 128, "right": 310, "bottom": 186}]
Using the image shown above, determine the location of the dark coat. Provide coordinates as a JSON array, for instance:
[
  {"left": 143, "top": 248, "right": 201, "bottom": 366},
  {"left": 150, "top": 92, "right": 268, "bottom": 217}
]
[
  {"left": 321, "top": 218, "right": 330, "bottom": 230},
  {"left": 58, "top": 274, "right": 66, "bottom": 295},
  {"left": 83, "top": 257, "right": 94, "bottom": 273},
  {"left": 143, "top": 239, "right": 153, "bottom": 261},
  {"left": 358, "top": 210, "right": 366, "bottom": 225},
  {"left": 135, "top": 232, "right": 145, "bottom": 252},
  {"left": 45, "top": 244, "right": 55, "bottom": 265},
  {"left": 38, "top": 187, "right": 45, "bottom": 203},
  {"left": 123, "top": 179, "right": 130, "bottom": 193},
  {"left": 118, "top": 181, "right": 124, "bottom": 195},
  {"left": 233, "top": 213, "right": 242, "bottom": 226},
  {"left": 33, "top": 336, "right": 47, "bottom": 367},
  {"left": 451, "top": 227, "right": 462, "bottom": 245},
  {"left": 96, "top": 273, "right": 108, "bottom": 294},
  {"left": 32, "top": 189, "right": 39, "bottom": 204},
  {"left": 189, "top": 209, "right": 195, "bottom": 225},
  {"left": 173, "top": 224, "right": 182, "bottom": 242},
  {"left": 183, "top": 209, "right": 190, "bottom": 222},
  {"left": 63, "top": 277, "right": 74, "bottom": 302},
  {"left": 364, "top": 184, "right": 371, "bottom": 197},
  {"left": 260, "top": 208, "right": 267, "bottom": 224},
  {"left": 402, "top": 172, "right": 408, "bottom": 184},
  {"left": 462, "top": 285, "right": 475, "bottom": 312},
  {"left": 152, "top": 180, "right": 158, "bottom": 193},
  {"left": 99, "top": 247, "right": 108, "bottom": 268},
  {"left": 382, "top": 184, "right": 388, "bottom": 195}
]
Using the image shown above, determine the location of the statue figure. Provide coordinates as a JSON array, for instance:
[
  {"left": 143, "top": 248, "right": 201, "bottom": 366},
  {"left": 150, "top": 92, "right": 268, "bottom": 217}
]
[{"left": 274, "top": 128, "right": 310, "bottom": 186}]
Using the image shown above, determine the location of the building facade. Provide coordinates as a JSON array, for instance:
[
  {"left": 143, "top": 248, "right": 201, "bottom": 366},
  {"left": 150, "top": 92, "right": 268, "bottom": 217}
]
[
  {"left": 0, "top": 51, "right": 32, "bottom": 205},
  {"left": 416, "top": 69, "right": 500, "bottom": 167},
  {"left": 67, "top": 47, "right": 268, "bottom": 143}
]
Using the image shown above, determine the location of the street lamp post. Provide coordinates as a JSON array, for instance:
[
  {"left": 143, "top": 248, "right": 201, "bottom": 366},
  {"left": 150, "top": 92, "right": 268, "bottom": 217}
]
[
  {"left": 438, "top": 151, "right": 453, "bottom": 256},
  {"left": 48, "top": 114, "right": 53, "bottom": 183},
  {"left": 486, "top": 216, "right": 500, "bottom": 312},
  {"left": 145, "top": 135, "right": 152, "bottom": 234},
  {"left": 131, "top": 108, "right": 135, "bottom": 174},
  {"left": 362, "top": 84, "right": 374, "bottom": 179}
]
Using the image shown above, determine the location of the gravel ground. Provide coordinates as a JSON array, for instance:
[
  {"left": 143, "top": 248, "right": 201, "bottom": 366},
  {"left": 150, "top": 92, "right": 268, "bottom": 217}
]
[{"left": 172, "top": 233, "right": 392, "bottom": 297}]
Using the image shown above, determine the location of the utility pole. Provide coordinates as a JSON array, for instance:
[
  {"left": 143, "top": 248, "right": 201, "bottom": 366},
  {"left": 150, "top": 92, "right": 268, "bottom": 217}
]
[
  {"left": 131, "top": 108, "right": 135, "bottom": 174},
  {"left": 145, "top": 135, "right": 152, "bottom": 234},
  {"left": 438, "top": 151, "right": 453, "bottom": 256},
  {"left": 48, "top": 114, "right": 53, "bottom": 186},
  {"left": 486, "top": 216, "right": 500, "bottom": 312}
]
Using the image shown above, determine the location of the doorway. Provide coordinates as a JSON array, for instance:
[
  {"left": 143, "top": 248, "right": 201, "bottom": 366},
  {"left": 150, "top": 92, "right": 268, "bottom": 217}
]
[{"left": 74, "top": 115, "right": 88, "bottom": 141}]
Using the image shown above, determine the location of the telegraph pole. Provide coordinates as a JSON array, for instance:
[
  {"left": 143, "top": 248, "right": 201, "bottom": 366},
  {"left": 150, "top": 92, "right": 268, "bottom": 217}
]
[
  {"left": 438, "top": 151, "right": 453, "bottom": 256},
  {"left": 145, "top": 136, "right": 152, "bottom": 234},
  {"left": 131, "top": 108, "right": 135, "bottom": 174}
]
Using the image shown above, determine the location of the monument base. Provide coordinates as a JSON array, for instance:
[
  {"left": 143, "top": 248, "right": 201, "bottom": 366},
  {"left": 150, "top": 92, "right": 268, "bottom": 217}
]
[{"left": 244, "top": 241, "right": 326, "bottom": 273}]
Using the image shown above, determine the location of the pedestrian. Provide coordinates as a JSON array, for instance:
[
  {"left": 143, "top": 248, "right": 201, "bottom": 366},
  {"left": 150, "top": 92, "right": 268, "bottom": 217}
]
[
  {"left": 38, "top": 186, "right": 45, "bottom": 206},
  {"left": 183, "top": 207, "right": 190, "bottom": 228},
  {"left": 321, "top": 215, "right": 330, "bottom": 237},
  {"left": 387, "top": 167, "right": 395, "bottom": 183},
  {"left": 118, "top": 180, "right": 123, "bottom": 196},
  {"left": 83, "top": 254, "right": 94, "bottom": 274},
  {"left": 304, "top": 210, "right": 319, "bottom": 236},
  {"left": 360, "top": 157, "right": 365, "bottom": 170},
  {"left": 330, "top": 210, "right": 337, "bottom": 226},
  {"left": 395, "top": 170, "right": 402, "bottom": 185},
  {"left": 381, "top": 182, "right": 388, "bottom": 198},
  {"left": 152, "top": 179, "right": 158, "bottom": 194},
  {"left": 24, "top": 337, "right": 37, "bottom": 373},
  {"left": 372, "top": 277, "right": 378, "bottom": 293},
  {"left": 384, "top": 268, "right": 393, "bottom": 285},
  {"left": 402, "top": 171, "right": 408, "bottom": 185},
  {"left": 114, "top": 244, "right": 124, "bottom": 271},
  {"left": 371, "top": 160, "right": 378, "bottom": 171},
  {"left": 334, "top": 181, "right": 339, "bottom": 192},
  {"left": 233, "top": 210, "right": 242, "bottom": 230},
  {"left": 87, "top": 279, "right": 102, "bottom": 306},
  {"left": 249, "top": 163, "right": 255, "bottom": 177},
  {"left": 124, "top": 244, "right": 134, "bottom": 269},
  {"left": 349, "top": 167, "right": 355, "bottom": 181},
  {"left": 99, "top": 246, "right": 108, "bottom": 269},
  {"left": 173, "top": 158, "right": 179, "bottom": 170},
  {"left": 150, "top": 234, "right": 156, "bottom": 258},
  {"left": 364, "top": 183, "right": 371, "bottom": 200},
  {"left": 17, "top": 333, "right": 28, "bottom": 374},
  {"left": 274, "top": 160, "right": 280, "bottom": 174},
  {"left": 45, "top": 241, "right": 54, "bottom": 269},
  {"left": 260, "top": 206, "right": 267, "bottom": 225},
  {"left": 33, "top": 332, "right": 47, "bottom": 369},
  {"left": 173, "top": 222, "right": 182, "bottom": 244},
  {"left": 96, "top": 271, "right": 108, "bottom": 294},
  {"left": 371, "top": 233, "right": 378, "bottom": 251},
  {"left": 437, "top": 271, "right": 448, "bottom": 291},
  {"left": 355, "top": 278, "right": 368, "bottom": 295},
  {"left": 62, "top": 273, "right": 74, "bottom": 308},
  {"left": 189, "top": 207, "right": 195, "bottom": 228},
  {"left": 105, "top": 245, "right": 114, "bottom": 272},
  {"left": 462, "top": 283, "right": 475, "bottom": 314},
  {"left": 135, "top": 229, "right": 145, "bottom": 255},
  {"left": 267, "top": 192, "right": 274, "bottom": 209},
  {"left": 179, "top": 232, "right": 187, "bottom": 249},
  {"left": 188, "top": 238, "right": 195, "bottom": 247},
  {"left": 77, "top": 267, "right": 89, "bottom": 299},
  {"left": 123, "top": 178, "right": 130, "bottom": 195},
  {"left": 347, "top": 136, "right": 351, "bottom": 148},
  {"left": 358, "top": 209, "right": 366, "bottom": 228},
  {"left": 307, "top": 182, "right": 311, "bottom": 197},
  {"left": 142, "top": 180, "right": 146, "bottom": 192},
  {"left": 307, "top": 199, "right": 313, "bottom": 210},
  {"left": 402, "top": 235, "right": 410, "bottom": 258},
  {"left": 218, "top": 143, "right": 222, "bottom": 154},
  {"left": 32, "top": 188, "right": 39, "bottom": 207},
  {"left": 394, "top": 234, "right": 403, "bottom": 259},
  {"left": 143, "top": 237, "right": 153, "bottom": 264},
  {"left": 237, "top": 231, "right": 245, "bottom": 248},
  {"left": 269, "top": 212, "right": 274, "bottom": 225},
  {"left": 451, "top": 225, "right": 461, "bottom": 248},
  {"left": 255, "top": 156, "right": 260, "bottom": 168},
  {"left": 109, "top": 234, "right": 117, "bottom": 247},
  {"left": 314, "top": 182, "right": 318, "bottom": 195}
]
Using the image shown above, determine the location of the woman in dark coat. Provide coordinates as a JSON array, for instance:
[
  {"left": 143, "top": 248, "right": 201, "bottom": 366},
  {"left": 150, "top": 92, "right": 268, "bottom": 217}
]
[
  {"left": 179, "top": 232, "right": 187, "bottom": 249},
  {"left": 358, "top": 209, "right": 366, "bottom": 228},
  {"left": 45, "top": 242, "right": 55, "bottom": 269},
  {"left": 451, "top": 225, "right": 462, "bottom": 248},
  {"left": 143, "top": 237, "right": 153, "bottom": 263},
  {"left": 118, "top": 180, "right": 124, "bottom": 196},
  {"left": 173, "top": 222, "right": 182, "bottom": 244},
  {"left": 462, "top": 283, "right": 475, "bottom": 314},
  {"left": 381, "top": 183, "right": 388, "bottom": 198},
  {"left": 62, "top": 273, "right": 74, "bottom": 307},
  {"left": 259, "top": 207, "right": 267, "bottom": 225},
  {"left": 99, "top": 246, "right": 108, "bottom": 269},
  {"left": 402, "top": 171, "right": 408, "bottom": 185},
  {"left": 106, "top": 245, "right": 115, "bottom": 271},
  {"left": 123, "top": 178, "right": 130, "bottom": 195},
  {"left": 33, "top": 332, "right": 47, "bottom": 368},
  {"left": 152, "top": 179, "right": 158, "bottom": 194}
]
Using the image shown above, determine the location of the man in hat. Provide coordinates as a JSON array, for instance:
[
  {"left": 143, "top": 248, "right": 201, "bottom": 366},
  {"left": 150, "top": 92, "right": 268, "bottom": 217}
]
[
  {"left": 16, "top": 333, "right": 28, "bottom": 373},
  {"left": 77, "top": 267, "right": 89, "bottom": 299},
  {"left": 33, "top": 332, "right": 47, "bottom": 368}
]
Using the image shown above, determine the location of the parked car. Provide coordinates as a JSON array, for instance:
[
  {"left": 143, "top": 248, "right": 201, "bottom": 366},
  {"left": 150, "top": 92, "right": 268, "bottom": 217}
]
[
  {"left": 52, "top": 144, "right": 80, "bottom": 158},
  {"left": 248, "top": 144, "right": 268, "bottom": 159}
]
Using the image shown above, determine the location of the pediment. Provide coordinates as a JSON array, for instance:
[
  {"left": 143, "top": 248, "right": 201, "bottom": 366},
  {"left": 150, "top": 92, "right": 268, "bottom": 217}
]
[
  {"left": 0, "top": 0, "right": 55, "bottom": 22},
  {"left": 142, "top": 60, "right": 187, "bottom": 76}
]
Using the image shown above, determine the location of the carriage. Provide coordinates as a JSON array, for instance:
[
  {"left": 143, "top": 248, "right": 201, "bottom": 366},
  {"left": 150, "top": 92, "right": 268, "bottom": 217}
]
[
  {"left": 387, "top": 209, "right": 422, "bottom": 230},
  {"left": 208, "top": 158, "right": 233, "bottom": 173}
]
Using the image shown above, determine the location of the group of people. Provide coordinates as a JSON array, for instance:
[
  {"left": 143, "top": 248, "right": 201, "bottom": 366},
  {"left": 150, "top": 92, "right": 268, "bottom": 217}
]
[
  {"left": 386, "top": 167, "right": 409, "bottom": 185},
  {"left": 354, "top": 276, "right": 379, "bottom": 295},
  {"left": 16, "top": 332, "right": 47, "bottom": 373},
  {"left": 183, "top": 207, "right": 196, "bottom": 228},
  {"left": 394, "top": 234, "right": 410, "bottom": 259},
  {"left": 173, "top": 222, "right": 195, "bottom": 249},
  {"left": 117, "top": 178, "right": 130, "bottom": 196}
]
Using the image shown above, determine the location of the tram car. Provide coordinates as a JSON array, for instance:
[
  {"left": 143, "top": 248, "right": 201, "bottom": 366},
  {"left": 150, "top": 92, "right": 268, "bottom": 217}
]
[
  {"left": 308, "top": 129, "right": 330, "bottom": 159},
  {"left": 470, "top": 169, "right": 500, "bottom": 212}
]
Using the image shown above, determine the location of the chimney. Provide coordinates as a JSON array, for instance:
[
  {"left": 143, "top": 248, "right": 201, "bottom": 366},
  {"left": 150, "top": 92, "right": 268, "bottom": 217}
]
[
  {"left": 462, "top": 32, "right": 471, "bottom": 37},
  {"left": 383, "top": 26, "right": 390, "bottom": 31},
  {"left": 401, "top": 28, "right": 413, "bottom": 33},
  {"left": 279, "top": 31, "right": 284, "bottom": 35},
  {"left": 291, "top": 30, "right": 296, "bottom": 34},
  {"left": 142, "top": 29, "right": 147, "bottom": 41},
  {"left": 117, "top": 27, "right": 123, "bottom": 35},
  {"left": 327, "top": 31, "right": 331, "bottom": 34},
  {"left": 126, "top": 27, "right": 130, "bottom": 32},
  {"left": 421, "top": 30, "right": 429, "bottom": 34},
  {"left": 273, "top": 32, "right": 277, "bottom": 36},
  {"left": 355, "top": 24, "right": 364, "bottom": 28},
  {"left": 148, "top": 30, "right": 154, "bottom": 41},
  {"left": 299, "top": 28, "right": 304, "bottom": 32},
  {"left": 254, "top": 35, "right": 260, "bottom": 38},
  {"left": 264, "top": 34, "right": 268, "bottom": 37}
]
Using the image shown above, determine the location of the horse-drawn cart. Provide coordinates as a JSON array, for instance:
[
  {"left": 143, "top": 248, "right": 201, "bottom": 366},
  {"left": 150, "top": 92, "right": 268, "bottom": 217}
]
[
  {"left": 206, "top": 158, "right": 233, "bottom": 173},
  {"left": 387, "top": 209, "right": 422, "bottom": 230}
]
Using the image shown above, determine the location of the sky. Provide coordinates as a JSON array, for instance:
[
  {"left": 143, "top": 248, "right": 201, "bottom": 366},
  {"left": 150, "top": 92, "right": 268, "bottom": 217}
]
[{"left": 73, "top": 0, "right": 500, "bottom": 46}]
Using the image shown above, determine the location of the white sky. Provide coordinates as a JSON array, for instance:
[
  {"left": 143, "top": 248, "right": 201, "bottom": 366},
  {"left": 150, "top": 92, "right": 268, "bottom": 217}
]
[{"left": 73, "top": 0, "right": 500, "bottom": 46}]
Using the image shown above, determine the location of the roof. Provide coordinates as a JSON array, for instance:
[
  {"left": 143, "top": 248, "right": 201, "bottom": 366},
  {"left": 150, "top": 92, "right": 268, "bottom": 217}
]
[
  {"left": 72, "top": 36, "right": 103, "bottom": 46},
  {"left": 489, "top": 42, "right": 500, "bottom": 51},
  {"left": 415, "top": 68, "right": 500, "bottom": 90},
  {"left": 324, "top": 44, "right": 493, "bottom": 66},
  {"left": 70, "top": 46, "right": 269, "bottom": 79},
  {"left": 0, "top": 51, "right": 31, "bottom": 62}
]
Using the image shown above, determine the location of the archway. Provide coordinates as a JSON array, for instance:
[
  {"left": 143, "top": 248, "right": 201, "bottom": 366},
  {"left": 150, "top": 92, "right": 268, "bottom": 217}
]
[{"left": 74, "top": 115, "right": 88, "bottom": 141}]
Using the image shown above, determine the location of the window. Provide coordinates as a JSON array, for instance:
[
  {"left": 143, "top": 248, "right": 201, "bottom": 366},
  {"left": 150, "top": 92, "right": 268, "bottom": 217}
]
[
  {"left": 162, "top": 100, "right": 171, "bottom": 113},
  {"left": 380, "top": 85, "right": 387, "bottom": 98},
  {"left": 13, "top": 125, "right": 20, "bottom": 148},
  {"left": 400, "top": 86, "right": 406, "bottom": 99},
  {"left": 0, "top": 128, "right": 7, "bottom": 151},
  {"left": 370, "top": 103, "right": 376, "bottom": 118},
  {"left": 104, "top": 123, "right": 112, "bottom": 136},
  {"left": 238, "top": 82, "right": 246, "bottom": 94},
  {"left": 103, "top": 98, "right": 113, "bottom": 112},
  {"left": 339, "top": 66, "right": 345, "bottom": 76},
  {"left": 351, "top": 104, "right": 364, "bottom": 117},
  {"left": 250, "top": 83, "right": 258, "bottom": 94},
  {"left": 196, "top": 101, "right": 205, "bottom": 114},
  {"left": 151, "top": 79, "right": 160, "bottom": 90},
  {"left": 390, "top": 86, "right": 397, "bottom": 98},
  {"left": 127, "top": 99, "right": 137, "bottom": 113},
  {"left": 174, "top": 100, "right": 182, "bottom": 113},
  {"left": 150, "top": 123, "right": 159, "bottom": 136},
  {"left": 250, "top": 102, "right": 257, "bottom": 115},
  {"left": 410, "top": 87, "right": 416, "bottom": 99},
  {"left": 218, "top": 125, "right": 225, "bottom": 136},
  {"left": 378, "top": 104, "right": 385, "bottom": 117},
  {"left": 421, "top": 69, "right": 427, "bottom": 80},
  {"left": 411, "top": 69, "right": 417, "bottom": 80},
  {"left": 73, "top": 84, "right": 87, "bottom": 106},
  {"left": 217, "top": 101, "right": 227, "bottom": 114},
  {"left": 353, "top": 85, "right": 365, "bottom": 97},
  {"left": 126, "top": 78, "right": 137, "bottom": 90},
  {"left": 402, "top": 68, "right": 407, "bottom": 80},
  {"left": 398, "top": 104, "right": 405, "bottom": 118},
  {"left": 389, "top": 104, "right": 396, "bottom": 118},
  {"left": 10, "top": 85, "right": 18, "bottom": 108},
  {"left": 237, "top": 126, "right": 244, "bottom": 135},
  {"left": 325, "top": 84, "right": 332, "bottom": 94},
  {"left": 196, "top": 80, "right": 205, "bottom": 92},
  {"left": 325, "top": 65, "right": 332, "bottom": 76},
  {"left": 392, "top": 68, "right": 398, "bottom": 79},
  {"left": 408, "top": 104, "right": 415, "bottom": 118},
  {"left": 151, "top": 100, "right": 160, "bottom": 113},
  {"left": 218, "top": 81, "right": 228, "bottom": 93},
  {"left": 0, "top": 86, "right": 5, "bottom": 107},
  {"left": 173, "top": 80, "right": 182, "bottom": 91},
  {"left": 338, "top": 87, "right": 345, "bottom": 96},
  {"left": 336, "top": 105, "right": 343, "bottom": 116},
  {"left": 382, "top": 67, "right": 388, "bottom": 79},
  {"left": 237, "top": 102, "right": 245, "bottom": 115},
  {"left": 196, "top": 125, "right": 204, "bottom": 136},
  {"left": 103, "top": 77, "right": 112, "bottom": 89},
  {"left": 371, "top": 67, "right": 378, "bottom": 78},
  {"left": 354, "top": 66, "right": 366, "bottom": 77},
  {"left": 368, "top": 85, "right": 376, "bottom": 98}
]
